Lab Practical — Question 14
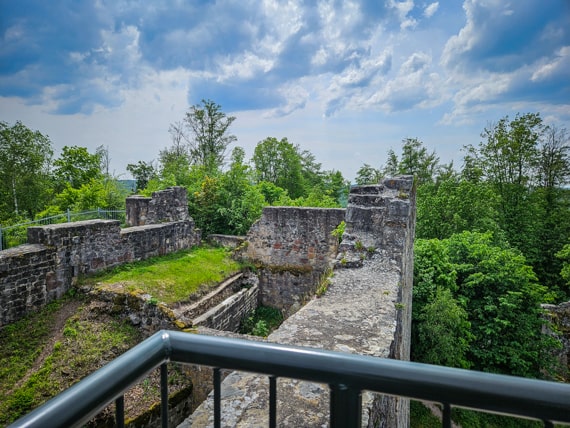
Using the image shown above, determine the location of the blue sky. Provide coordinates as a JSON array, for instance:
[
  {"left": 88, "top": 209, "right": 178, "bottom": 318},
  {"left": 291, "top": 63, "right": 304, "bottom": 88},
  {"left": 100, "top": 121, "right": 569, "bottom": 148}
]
[{"left": 1, "top": 0, "right": 569, "bottom": 182}]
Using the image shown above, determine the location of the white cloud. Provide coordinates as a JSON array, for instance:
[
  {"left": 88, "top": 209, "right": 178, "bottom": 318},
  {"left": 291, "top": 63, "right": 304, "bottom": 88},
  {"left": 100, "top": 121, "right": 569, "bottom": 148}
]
[
  {"left": 424, "top": 2, "right": 439, "bottom": 18},
  {"left": 388, "top": 0, "right": 417, "bottom": 30}
]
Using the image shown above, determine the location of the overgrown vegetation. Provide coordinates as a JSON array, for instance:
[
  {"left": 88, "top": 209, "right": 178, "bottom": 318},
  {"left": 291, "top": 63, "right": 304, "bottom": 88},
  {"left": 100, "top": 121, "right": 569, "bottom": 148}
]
[
  {"left": 0, "top": 296, "right": 142, "bottom": 426},
  {"left": 240, "top": 306, "right": 284, "bottom": 337},
  {"left": 81, "top": 246, "right": 243, "bottom": 304}
]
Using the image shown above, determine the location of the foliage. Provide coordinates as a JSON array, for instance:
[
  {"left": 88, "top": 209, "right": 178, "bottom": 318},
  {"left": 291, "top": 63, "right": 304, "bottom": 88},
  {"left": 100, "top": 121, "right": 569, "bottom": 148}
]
[
  {"left": 81, "top": 247, "right": 243, "bottom": 304},
  {"left": 557, "top": 242, "right": 570, "bottom": 288},
  {"left": 0, "top": 121, "right": 54, "bottom": 220},
  {"left": 413, "top": 232, "right": 558, "bottom": 377},
  {"left": 463, "top": 113, "right": 570, "bottom": 294},
  {"left": 252, "top": 137, "right": 305, "bottom": 198},
  {"left": 53, "top": 145, "right": 102, "bottom": 191},
  {"left": 0, "top": 299, "right": 141, "bottom": 426},
  {"left": 170, "top": 99, "right": 237, "bottom": 174},
  {"left": 240, "top": 306, "right": 284, "bottom": 337},
  {"left": 416, "top": 178, "right": 501, "bottom": 240},
  {"left": 409, "top": 401, "right": 442, "bottom": 428},
  {"left": 355, "top": 163, "right": 382, "bottom": 185},
  {"left": 331, "top": 221, "right": 346, "bottom": 243},
  {"left": 126, "top": 160, "right": 157, "bottom": 192}
]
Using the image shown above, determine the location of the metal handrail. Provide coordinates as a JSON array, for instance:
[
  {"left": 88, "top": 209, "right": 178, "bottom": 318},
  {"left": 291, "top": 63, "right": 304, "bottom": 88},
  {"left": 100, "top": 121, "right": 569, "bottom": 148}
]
[{"left": 9, "top": 330, "right": 570, "bottom": 428}]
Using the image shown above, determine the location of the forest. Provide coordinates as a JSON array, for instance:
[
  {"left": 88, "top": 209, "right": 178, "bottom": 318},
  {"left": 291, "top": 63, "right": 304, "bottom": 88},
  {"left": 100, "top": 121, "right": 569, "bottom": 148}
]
[{"left": 1, "top": 100, "right": 569, "bottom": 381}]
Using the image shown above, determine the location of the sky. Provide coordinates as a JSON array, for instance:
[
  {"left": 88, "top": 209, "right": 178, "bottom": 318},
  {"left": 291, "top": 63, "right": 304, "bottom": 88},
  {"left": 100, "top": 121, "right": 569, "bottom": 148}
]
[{"left": 1, "top": 0, "right": 569, "bottom": 182}]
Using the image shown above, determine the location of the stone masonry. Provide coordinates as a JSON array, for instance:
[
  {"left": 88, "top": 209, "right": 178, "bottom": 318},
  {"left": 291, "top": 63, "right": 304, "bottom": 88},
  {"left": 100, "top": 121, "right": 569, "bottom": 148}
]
[
  {"left": 126, "top": 186, "right": 190, "bottom": 226},
  {"left": 182, "top": 176, "right": 416, "bottom": 427},
  {"left": 245, "top": 207, "right": 346, "bottom": 314},
  {"left": 0, "top": 187, "right": 200, "bottom": 327}
]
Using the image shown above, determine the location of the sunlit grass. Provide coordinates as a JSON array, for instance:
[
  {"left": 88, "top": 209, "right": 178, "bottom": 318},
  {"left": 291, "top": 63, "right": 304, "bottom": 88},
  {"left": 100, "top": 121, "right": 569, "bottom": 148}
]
[{"left": 83, "top": 246, "right": 243, "bottom": 303}]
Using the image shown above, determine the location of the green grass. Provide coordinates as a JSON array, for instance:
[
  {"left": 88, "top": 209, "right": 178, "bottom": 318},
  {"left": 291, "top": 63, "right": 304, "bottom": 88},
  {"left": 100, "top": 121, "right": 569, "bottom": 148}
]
[
  {"left": 0, "top": 300, "right": 63, "bottom": 398},
  {"left": 0, "top": 300, "right": 141, "bottom": 426},
  {"left": 82, "top": 246, "right": 243, "bottom": 304}
]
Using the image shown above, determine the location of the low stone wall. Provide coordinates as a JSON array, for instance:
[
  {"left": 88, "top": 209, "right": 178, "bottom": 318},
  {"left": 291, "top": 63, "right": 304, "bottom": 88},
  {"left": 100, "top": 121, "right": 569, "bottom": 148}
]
[
  {"left": 207, "top": 234, "right": 245, "bottom": 249},
  {"left": 0, "top": 244, "right": 55, "bottom": 326},
  {"left": 192, "top": 285, "right": 259, "bottom": 332},
  {"left": 245, "top": 207, "right": 345, "bottom": 313},
  {"left": 0, "top": 218, "right": 200, "bottom": 327},
  {"left": 126, "top": 186, "right": 189, "bottom": 226}
]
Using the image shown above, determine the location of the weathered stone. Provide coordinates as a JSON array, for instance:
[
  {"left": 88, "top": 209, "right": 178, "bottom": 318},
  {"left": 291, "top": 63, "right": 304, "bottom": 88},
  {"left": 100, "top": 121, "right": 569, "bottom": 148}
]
[{"left": 182, "top": 176, "right": 416, "bottom": 428}]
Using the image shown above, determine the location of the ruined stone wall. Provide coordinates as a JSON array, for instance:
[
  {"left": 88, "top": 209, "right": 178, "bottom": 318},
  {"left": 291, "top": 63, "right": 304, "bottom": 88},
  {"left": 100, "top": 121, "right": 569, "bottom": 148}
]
[
  {"left": 543, "top": 301, "right": 570, "bottom": 380},
  {"left": 184, "top": 176, "right": 416, "bottom": 428},
  {"left": 0, "top": 187, "right": 200, "bottom": 327},
  {"left": 126, "top": 186, "right": 189, "bottom": 226},
  {"left": 0, "top": 244, "right": 55, "bottom": 327},
  {"left": 192, "top": 285, "right": 259, "bottom": 332},
  {"left": 245, "top": 207, "right": 345, "bottom": 313}
]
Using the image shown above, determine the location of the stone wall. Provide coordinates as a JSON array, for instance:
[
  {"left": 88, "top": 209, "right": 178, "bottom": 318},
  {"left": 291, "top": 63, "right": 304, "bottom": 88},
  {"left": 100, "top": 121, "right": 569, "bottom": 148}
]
[
  {"left": 0, "top": 187, "right": 200, "bottom": 327},
  {"left": 184, "top": 176, "right": 417, "bottom": 427},
  {"left": 543, "top": 301, "right": 570, "bottom": 380},
  {"left": 245, "top": 207, "right": 345, "bottom": 313},
  {"left": 126, "top": 186, "right": 189, "bottom": 226},
  {"left": 0, "top": 244, "right": 55, "bottom": 326},
  {"left": 192, "top": 285, "right": 259, "bottom": 332}
]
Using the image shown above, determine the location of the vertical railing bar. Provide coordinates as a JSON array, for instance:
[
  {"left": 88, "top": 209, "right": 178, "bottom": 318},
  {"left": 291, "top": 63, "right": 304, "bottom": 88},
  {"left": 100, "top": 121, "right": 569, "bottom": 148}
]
[
  {"left": 269, "top": 375, "right": 277, "bottom": 428},
  {"left": 214, "top": 368, "right": 221, "bottom": 428},
  {"left": 115, "top": 395, "right": 125, "bottom": 428},
  {"left": 161, "top": 363, "right": 169, "bottom": 428},
  {"left": 442, "top": 402, "right": 451, "bottom": 428},
  {"left": 329, "top": 384, "right": 361, "bottom": 428}
]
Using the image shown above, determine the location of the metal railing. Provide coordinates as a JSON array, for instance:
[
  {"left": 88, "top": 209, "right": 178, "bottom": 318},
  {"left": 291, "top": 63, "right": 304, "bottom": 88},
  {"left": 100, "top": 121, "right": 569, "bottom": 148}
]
[
  {"left": 9, "top": 330, "right": 570, "bottom": 428},
  {"left": 0, "top": 209, "right": 125, "bottom": 250}
]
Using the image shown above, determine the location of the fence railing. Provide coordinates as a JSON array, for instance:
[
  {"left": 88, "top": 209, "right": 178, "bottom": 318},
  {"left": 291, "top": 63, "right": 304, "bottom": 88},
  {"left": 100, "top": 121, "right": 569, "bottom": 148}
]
[
  {"left": 8, "top": 330, "right": 570, "bottom": 428},
  {"left": 0, "top": 209, "right": 126, "bottom": 251}
]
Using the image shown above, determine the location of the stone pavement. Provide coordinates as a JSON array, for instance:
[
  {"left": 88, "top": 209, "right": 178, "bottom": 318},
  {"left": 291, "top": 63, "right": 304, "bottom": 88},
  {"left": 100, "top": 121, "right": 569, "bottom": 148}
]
[{"left": 178, "top": 253, "right": 403, "bottom": 427}]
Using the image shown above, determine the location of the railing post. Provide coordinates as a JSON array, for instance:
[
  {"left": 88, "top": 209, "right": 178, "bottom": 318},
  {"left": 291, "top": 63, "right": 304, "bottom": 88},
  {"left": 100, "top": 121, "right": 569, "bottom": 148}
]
[
  {"left": 330, "top": 384, "right": 361, "bottom": 428},
  {"left": 213, "top": 368, "right": 221, "bottom": 428},
  {"left": 66, "top": 208, "right": 71, "bottom": 223},
  {"left": 0, "top": 225, "right": 3, "bottom": 251},
  {"left": 161, "top": 363, "right": 169, "bottom": 428},
  {"left": 115, "top": 395, "right": 125, "bottom": 428}
]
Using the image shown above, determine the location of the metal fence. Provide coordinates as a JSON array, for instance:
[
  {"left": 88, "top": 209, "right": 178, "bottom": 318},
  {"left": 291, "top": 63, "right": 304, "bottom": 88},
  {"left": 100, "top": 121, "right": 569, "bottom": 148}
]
[
  {"left": 9, "top": 330, "right": 570, "bottom": 428},
  {"left": 0, "top": 209, "right": 126, "bottom": 251}
]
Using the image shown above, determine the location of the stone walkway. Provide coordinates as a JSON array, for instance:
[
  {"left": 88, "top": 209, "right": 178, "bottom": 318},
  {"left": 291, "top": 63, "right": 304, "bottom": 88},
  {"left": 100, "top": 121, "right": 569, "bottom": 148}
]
[{"left": 178, "top": 253, "right": 402, "bottom": 427}]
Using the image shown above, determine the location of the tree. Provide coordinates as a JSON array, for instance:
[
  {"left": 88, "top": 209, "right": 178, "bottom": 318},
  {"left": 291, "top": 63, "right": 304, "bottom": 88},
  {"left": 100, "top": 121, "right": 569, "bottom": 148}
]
[
  {"left": 464, "top": 113, "right": 570, "bottom": 296},
  {"left": 416, "top": 178, "right": 501, "bottom": 240},
  {"left": 413, "top": 232, "right": 558, "bottom": 378},
  {"left": 355, "top": 163, "right": 381, "bottom": 185},
  {"left": 126, "top": 161, "right": 157, "bottom": 192},
  {"left": 53, "top": 146, "right": 102, "bottom": 190},
  {"left": 0, "top": 121, "right": 54, "bottom": 219},
  {"left": 398, "top": 138, "right": 439, "bottom": 183},
  {"left": 179, "top": 99, "right": 237, "bottom": 173},
  {"left": 252, "top": 137, "right": 304, "bottom": 198}
]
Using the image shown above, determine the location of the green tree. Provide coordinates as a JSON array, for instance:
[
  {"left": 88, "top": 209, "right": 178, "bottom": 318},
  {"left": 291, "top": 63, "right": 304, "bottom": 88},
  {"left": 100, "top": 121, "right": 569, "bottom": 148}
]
[
  {"left": 416, "top": 178, "right": 501, "bottom": 240},
  {"left": 179, "top": 99, "right": 237, "bottom": 174},
  {"left": 398, "top": 137, "right": 440, "bottom": 184},
  {"left": 252, "top": 137, "right": 304, "bottom": 198},
  {"left": 0, "top": 121, "right": 54, "bottom": 220},
  {"left": 414, "top": 232, "right": 556, "bottom": 377},
  {"left": 126, "top": 161, "right": 157, "bottom": 192},
  {"left": 355, "top": 163, "right": 381, "bottom": 185},
  {"left": 464, "top": 114, "right": 570, "bottom": 297},
  {"left": 53, "top": 146, "right": 102, "bottom": 190}
]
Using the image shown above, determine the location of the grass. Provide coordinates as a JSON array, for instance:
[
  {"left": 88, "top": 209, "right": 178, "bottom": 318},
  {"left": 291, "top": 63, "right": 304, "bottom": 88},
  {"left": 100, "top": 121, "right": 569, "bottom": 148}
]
[
  {"left": 2, "top": 246, "right": 245, "bottom": 425},
  {"left": 0, "top": 299, "right": 142, "bottom": 426},
  {"left": 81, "top": 246, "right": 243, "bottom": 304}
]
